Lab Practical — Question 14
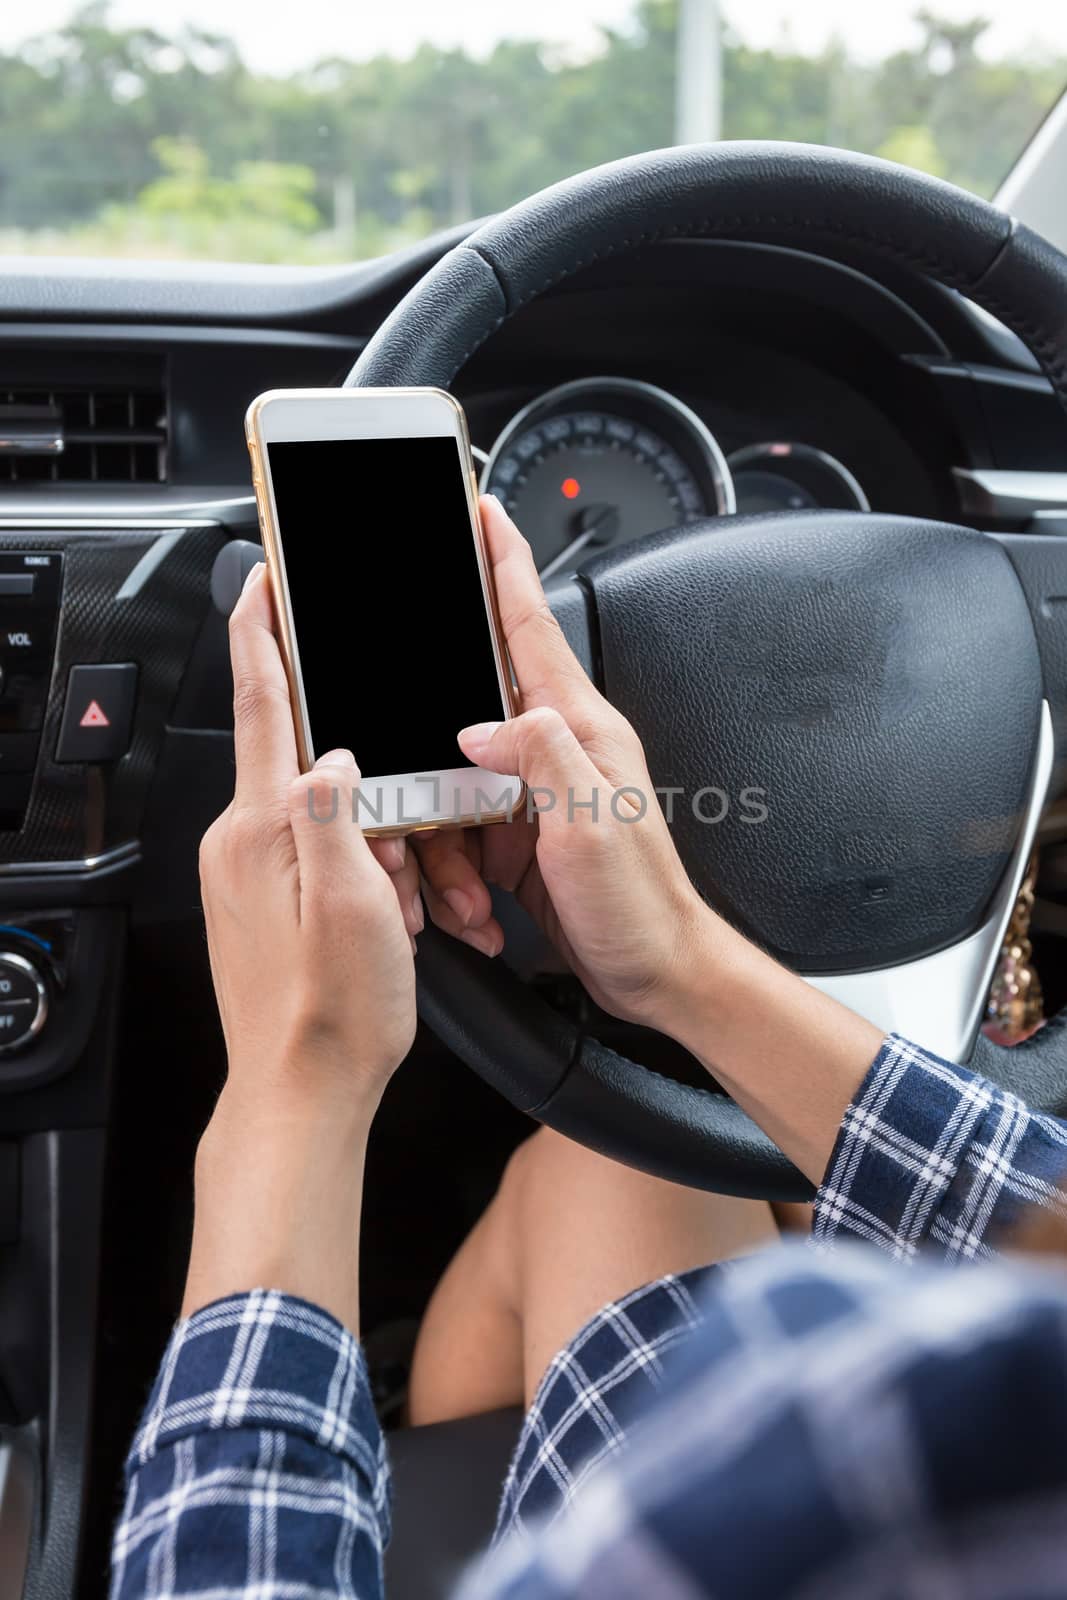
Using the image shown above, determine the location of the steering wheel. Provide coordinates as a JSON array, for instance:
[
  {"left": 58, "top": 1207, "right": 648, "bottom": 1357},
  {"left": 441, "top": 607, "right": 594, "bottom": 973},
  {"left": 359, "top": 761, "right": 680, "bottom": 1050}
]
[{"left": 345, "top": 143, "right": 1067, "bottom": 1202}]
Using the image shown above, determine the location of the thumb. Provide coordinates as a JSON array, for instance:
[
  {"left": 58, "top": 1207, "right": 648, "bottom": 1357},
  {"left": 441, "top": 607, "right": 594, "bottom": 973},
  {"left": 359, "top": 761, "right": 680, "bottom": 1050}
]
[{"left": 458, "top": 707, "right": 605, "bottom": 814}]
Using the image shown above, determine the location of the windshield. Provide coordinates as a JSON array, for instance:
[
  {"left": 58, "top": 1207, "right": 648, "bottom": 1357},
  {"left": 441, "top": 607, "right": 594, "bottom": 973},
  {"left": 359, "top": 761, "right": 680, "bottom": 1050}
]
[{"left": 1, "top": 1, "right": 1064, "bottom": 263}]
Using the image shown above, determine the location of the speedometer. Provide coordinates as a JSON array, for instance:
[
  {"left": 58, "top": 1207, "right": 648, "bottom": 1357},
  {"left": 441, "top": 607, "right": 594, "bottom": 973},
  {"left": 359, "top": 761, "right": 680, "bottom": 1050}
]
[{"left": 481, "top": 378, "right": 734, "bottom": 578}]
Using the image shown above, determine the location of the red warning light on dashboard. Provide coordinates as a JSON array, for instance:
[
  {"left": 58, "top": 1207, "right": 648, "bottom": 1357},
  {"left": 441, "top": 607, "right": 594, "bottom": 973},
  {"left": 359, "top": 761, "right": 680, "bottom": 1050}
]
[
  {"left": 561, "top": 477, "right": 581, "bottom": 499},
  {"left": 79, "top": 700, "right": 111, "bottom": 728}
]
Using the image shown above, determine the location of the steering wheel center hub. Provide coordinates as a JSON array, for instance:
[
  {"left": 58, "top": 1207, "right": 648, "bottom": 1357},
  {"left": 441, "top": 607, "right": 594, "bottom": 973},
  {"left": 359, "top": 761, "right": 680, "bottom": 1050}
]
[{"left": 583, "top": 511, "right": 1042, "bottom": 973}]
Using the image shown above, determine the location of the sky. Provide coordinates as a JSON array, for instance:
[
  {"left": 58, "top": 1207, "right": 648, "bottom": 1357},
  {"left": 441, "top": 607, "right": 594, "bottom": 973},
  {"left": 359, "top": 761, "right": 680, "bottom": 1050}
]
[{"left": 0, "top": 0, "right": 1065, "bottom": 72}]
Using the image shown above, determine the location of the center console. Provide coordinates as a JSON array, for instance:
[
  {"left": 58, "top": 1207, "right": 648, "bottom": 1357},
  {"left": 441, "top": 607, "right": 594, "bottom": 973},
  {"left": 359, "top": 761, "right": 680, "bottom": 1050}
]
[{"left": 0, "top": 504, "right": 250, "bottom": 1600}]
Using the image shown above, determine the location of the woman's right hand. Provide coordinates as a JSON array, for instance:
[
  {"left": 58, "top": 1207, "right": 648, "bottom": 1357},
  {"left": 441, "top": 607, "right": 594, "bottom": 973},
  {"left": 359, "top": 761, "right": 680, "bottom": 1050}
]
[
  {"left": 417, "top": 498, "right": 886, "bottom": 1187},
  {"left": 413, "top": 496, "right": 732, "bottom": 1031}
]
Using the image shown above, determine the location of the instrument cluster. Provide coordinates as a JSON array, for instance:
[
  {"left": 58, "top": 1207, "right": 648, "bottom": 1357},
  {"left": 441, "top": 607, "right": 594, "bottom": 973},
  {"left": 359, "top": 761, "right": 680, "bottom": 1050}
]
[{"left": 479, "top": 376, "right": 868, "bottom": 576}]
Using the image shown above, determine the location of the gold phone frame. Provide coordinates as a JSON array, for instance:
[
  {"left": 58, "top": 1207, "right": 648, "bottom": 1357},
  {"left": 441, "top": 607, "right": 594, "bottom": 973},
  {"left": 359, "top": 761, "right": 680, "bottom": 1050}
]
[{"left": 245, "top": 386, "right": 523, "bottom": 836}]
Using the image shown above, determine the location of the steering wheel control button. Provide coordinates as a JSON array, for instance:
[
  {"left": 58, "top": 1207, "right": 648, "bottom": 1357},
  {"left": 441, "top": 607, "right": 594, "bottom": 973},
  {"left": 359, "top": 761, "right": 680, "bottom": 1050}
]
[
  {"left": 0, "top": 952, "right": 47, "bottom": 1054},
  {"left": 56, "top": 662, "right": 138, "bottom": 764}
]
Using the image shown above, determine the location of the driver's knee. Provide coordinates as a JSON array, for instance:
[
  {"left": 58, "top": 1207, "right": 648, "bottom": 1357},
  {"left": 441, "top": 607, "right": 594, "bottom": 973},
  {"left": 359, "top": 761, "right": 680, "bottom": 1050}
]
[
  {"left": 490, "top": 1126, "right": 779, "bottom": 1389},
  {"left": 469, "top": 1126, "right": 610, "bottom": 1325},
  {"left": 410, "top": 1127, "right": 778, "bottom": 1420}
]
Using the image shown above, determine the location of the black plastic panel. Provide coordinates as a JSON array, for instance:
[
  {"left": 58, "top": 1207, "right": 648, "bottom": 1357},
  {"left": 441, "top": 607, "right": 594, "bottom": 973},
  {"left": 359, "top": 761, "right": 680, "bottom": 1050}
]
[{"left": 0, "top": 524, "right": 223, "bottom": 865}]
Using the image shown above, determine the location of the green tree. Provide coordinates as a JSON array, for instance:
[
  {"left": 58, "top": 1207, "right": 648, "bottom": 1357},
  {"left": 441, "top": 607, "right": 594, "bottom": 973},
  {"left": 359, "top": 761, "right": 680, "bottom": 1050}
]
[{"left": 0, "top": 0, "right": 1064, "bottom": 261}]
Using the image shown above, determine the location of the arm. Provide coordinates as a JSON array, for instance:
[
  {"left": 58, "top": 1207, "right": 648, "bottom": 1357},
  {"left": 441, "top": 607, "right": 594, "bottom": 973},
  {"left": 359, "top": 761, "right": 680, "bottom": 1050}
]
[
  {"left": 418, "top": 499, "right": 1067, "bottom": 1252},
  {"left": 658, "top": 943, "right": 1067, "bottom": 1258},
  {"left": 111, "top": 563, "right": 422, "bottom": 1599},
  {"left": 417, "top": 497, "right": 884, "bottom": 1185},
  {"left": 813, "top": 1032, "right": 1067, "bottom": 1257},
  {"left": 460, "top": 1243, "right": 1067, "bottom": 1599},
  {"left": 111, "top": 1293, "right": 390, "bottom": 1600}
]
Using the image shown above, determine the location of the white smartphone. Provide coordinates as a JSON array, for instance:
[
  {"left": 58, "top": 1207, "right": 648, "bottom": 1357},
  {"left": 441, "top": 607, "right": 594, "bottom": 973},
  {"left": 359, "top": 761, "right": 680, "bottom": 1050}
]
[{"left": 245, "top": 387, "right": 523, "bottom": 834}]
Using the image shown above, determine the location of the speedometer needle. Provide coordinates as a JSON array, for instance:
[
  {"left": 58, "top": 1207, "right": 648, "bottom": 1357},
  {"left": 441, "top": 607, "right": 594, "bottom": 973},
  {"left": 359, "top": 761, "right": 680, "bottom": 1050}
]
[{"left": 540, "top": 503, "right": 619, "bottom": 580}]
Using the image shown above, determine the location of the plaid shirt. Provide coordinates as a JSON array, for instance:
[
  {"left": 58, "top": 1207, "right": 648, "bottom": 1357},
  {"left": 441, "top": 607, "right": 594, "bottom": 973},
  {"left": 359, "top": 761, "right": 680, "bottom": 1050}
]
[{"left": 111, "top": 1035, "right": 1067, "bottom": 1599}]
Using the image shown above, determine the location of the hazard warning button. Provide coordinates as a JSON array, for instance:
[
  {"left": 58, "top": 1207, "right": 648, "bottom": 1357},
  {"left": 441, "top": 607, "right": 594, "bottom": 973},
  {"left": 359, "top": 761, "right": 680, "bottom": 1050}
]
[
  {"left": 56, "top": 663, "right": 138, "bottom": 764},
  {"left": 80, "top": 699, "right": 110, "bottom": 728}
]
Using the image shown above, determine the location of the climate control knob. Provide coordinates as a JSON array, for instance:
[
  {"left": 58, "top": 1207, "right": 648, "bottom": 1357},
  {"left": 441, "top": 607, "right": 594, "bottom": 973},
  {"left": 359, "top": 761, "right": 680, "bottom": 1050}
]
[{"left": 0, "top": 951, "right": 47, "bottom": 1052}]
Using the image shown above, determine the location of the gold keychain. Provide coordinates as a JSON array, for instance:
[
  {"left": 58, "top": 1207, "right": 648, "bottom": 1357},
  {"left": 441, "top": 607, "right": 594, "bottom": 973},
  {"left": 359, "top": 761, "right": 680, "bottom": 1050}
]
[{"left": 986, "top": 849, "right": 1045, "bottom": 1043}]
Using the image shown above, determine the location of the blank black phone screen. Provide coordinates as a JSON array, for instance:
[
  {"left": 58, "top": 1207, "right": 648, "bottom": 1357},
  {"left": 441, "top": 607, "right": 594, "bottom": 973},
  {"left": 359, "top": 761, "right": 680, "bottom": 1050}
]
[{"left": 266, "top": 435, "right": 506, "bottom": 775}]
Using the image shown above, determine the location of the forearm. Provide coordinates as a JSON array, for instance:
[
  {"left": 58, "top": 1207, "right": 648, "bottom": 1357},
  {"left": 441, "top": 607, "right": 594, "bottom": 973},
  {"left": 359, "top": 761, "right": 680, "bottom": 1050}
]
[
  {"left": 183, "top": 1080, "right": 379, "bottom": 1335},
  {"left": 656, "top": 910, "right": 884, "bottom": 1187},
  {"left": 112, "top": 1289, "right": 390, "bottom": 1600},
  {"left": 113, "top": 1090, "right": 390, "bottom": 1598},
  {"left": 658, "top": 908, "right": 1067, "bottom": 1259}
]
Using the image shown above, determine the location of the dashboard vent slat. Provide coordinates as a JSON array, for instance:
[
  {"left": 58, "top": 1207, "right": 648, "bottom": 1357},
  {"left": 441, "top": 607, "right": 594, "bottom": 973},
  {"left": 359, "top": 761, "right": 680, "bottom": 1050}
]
[{"left": 0, "top": 384, "right": 168, "bottom": 485}]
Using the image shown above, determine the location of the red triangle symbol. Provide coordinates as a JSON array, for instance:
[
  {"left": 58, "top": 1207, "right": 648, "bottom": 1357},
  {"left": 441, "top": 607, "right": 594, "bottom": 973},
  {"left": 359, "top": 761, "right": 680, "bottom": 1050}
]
[{"left": 79, "top": 699, "right": 110, "bottom": 728}]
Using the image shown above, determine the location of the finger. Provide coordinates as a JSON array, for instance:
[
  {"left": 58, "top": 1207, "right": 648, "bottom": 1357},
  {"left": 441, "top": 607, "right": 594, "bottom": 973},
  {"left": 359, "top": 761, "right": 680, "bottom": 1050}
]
[
  {"left": 369, "top": 834, "right": 424, "bottom": 935},
  {"left": 458, "top": 705, "right": 603, "bottom": 810},
  {"left": 386, "top": 843, "right": 424, "bottom": 938},
  {"left": 421, "top": 877, "right": 504, "bottom": 957},
  {"left": 287, "top": 751, "right": 382, "bottom": 908},
  {"left": 412, "top": 827, "right": 496, "bottom": 932},
  {"left": 481, "top": 495, "right": 600, "bottom": 714},
  {"left": 369, "top": 834, "right": 407, "bottom": 875},
  {"left": 229, "top": 563, "right": 300, "bottom": 810}
]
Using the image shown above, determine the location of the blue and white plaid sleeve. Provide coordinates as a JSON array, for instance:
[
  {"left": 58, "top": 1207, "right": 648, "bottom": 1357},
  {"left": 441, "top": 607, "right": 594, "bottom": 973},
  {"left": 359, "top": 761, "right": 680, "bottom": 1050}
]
[
  {"left": 494, "top": 1034, "right": 1067, "bottom": 1546},
  {"left": 464, "top": 1244, "right": 1067, "bottom": 1600},
  {"left": 110, "top": 1288, "right": 389, "bottom": 1600},
  {"left": 813, "top": 1032, "right": 1067, "bottom": 1259}
]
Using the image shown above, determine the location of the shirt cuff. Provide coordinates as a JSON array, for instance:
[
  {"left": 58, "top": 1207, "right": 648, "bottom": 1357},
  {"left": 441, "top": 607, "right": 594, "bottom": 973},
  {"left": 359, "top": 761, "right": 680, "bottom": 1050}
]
[
  {"left": 126, "top": 1288, "right": 390, "bottom": 1541},
  {"left": 812, "top": 1033, "right": 1012, "bottom": 1260}
]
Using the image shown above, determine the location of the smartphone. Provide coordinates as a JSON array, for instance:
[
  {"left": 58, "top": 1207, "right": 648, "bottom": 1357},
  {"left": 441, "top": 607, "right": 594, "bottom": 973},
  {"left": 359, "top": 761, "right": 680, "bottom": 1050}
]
[{"left": 245, "top": 387, "right": 523, "bottom": 834}]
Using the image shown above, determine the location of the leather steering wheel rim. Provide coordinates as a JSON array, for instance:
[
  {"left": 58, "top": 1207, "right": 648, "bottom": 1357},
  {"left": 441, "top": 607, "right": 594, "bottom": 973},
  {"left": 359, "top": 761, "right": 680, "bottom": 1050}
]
[{"left": 346, "top": 142, "right": 1067, "bottom": 1202}]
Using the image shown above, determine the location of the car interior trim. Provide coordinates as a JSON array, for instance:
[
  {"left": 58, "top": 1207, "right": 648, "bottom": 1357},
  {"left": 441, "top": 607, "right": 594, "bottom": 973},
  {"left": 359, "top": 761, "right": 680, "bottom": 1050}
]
[
  {"left": 807, "top": 700, "right": 1054, "bottom": 1061},
  {"left": 0, "top": 503, "right": 256, "bottom": 528},
  {"left": 0, "top": 321, "right": 365, "bottom": 353},
  {"left": 954, "top": 468, "right": 1067, "bottom": 517},
  {"left": 114, "top": 530, "right": 186, "bottom": 601},
  {"left": 0, "top": 840, "right": 140, "bottom": 878},
  {"left": 909, "top": 355, "right": 1053, "bottom": 392},
  {"left": 0, "top": 950, "right": 48, "bottom": 1054},
  {"left": 0, "top": 1431, "right": 36, "bottom": 1600}
]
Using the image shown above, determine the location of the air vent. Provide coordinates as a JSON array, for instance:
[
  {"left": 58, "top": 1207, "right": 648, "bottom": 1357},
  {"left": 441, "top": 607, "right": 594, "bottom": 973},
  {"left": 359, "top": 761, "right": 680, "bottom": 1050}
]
[{"left": 0, "top": 384, "right": 168, "bottom": 485}]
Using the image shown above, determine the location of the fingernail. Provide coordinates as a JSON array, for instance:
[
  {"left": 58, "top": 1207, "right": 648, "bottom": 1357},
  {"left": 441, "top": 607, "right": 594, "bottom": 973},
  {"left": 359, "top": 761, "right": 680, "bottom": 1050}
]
[
  {"left": 444, "top": 887, "right": 474, "bottom": 927},
  {"left": 242, "top": 560, "right": 264, "bottom": 594},
  {"left": 383, "top": 838, "right": 406, "bottom": 872},
  {"left": 462, "top": 926, "right": 502, "bottom": 958},
  {"left": 410, "top": 935, "right": 418, "bottom": 957},
  {"left": 411, "top": 891, "right": 424, "bottom": 933},
  {"left": 458, "top": 721, "right": 502, "bottom": 758},
  {"left": 314, "top": 748, "right": 357, "bottom": 770},
  {"left": 481, "top": 493, "right": 502, "bottom": 513}
]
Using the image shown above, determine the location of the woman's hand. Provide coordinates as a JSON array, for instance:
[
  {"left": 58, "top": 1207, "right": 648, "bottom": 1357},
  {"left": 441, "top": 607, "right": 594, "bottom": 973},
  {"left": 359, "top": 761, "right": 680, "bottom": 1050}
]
[
  {"left": 201, "top": 563, "right": 418, "bottom": 1110},
  {"left": 418, "top": 499, "right": 884, "bottom": 1186},
  {"left": 184, "top": 564, "right": 419, "bottom": 1331},
  {"left": 414, "top": 496, "right": 721, "bottom": 1032}
]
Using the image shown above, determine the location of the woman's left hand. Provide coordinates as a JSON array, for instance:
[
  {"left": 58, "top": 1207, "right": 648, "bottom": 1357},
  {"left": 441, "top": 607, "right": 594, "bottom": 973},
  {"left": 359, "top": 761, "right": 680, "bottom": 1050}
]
[
  {"left": 200, "top": 563, "right": 420, "bottom": 1113},
  {"left": 184, "top": 563, "right": 421, "bottom": 1330}
]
